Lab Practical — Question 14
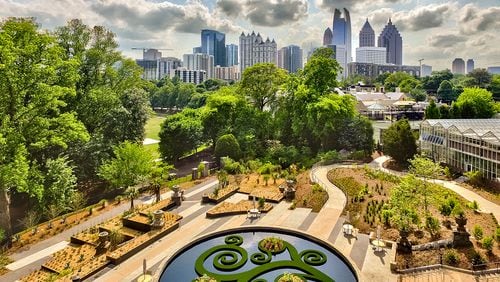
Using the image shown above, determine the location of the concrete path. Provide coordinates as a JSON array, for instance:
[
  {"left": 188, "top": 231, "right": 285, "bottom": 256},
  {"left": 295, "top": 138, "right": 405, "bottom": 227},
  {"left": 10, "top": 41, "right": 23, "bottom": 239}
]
[
  {"left": 371, "top": 156, "right": 500, "bottom": 220},
  {"left": 142, "top": 138, "right": 160, "bottom": 145}
]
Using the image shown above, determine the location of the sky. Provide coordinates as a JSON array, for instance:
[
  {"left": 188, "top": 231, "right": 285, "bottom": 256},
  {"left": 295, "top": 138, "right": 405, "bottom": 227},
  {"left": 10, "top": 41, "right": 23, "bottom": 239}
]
[{"left": 1, "top": 0, "right": 499, "bottom": 71}]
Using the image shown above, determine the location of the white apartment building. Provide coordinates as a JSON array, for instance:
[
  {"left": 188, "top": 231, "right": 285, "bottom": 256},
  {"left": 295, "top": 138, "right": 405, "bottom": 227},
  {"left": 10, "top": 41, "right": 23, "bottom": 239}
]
[
  {"left": 355, "top": 47, "right": 387, "bottom": 65},
  {"left": 183, "top": 53, "right": 214, "bottom": 79},
  {"left": 172, "top": 68, "right": 206, "bottom": 84}
]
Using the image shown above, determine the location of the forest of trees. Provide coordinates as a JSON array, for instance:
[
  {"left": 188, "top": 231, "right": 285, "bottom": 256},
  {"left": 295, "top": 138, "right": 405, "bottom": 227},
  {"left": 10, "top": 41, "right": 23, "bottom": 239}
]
[{"left": 0, "top": 18, "right": 150, "bottom": 235}]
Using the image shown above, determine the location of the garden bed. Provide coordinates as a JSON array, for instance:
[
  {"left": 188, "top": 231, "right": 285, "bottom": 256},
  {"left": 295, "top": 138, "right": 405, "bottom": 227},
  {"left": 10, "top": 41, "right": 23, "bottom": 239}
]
[
  {"left": 42, "top": 243, "right": 96, "bottom": 273},
  {"left": 328, "top": 166, "right": 500, "bottom": 271},
  {"left": 206, "top": 200, "right": 273, "bottom": 218},
  {"left": 202, "top": 186, "right": 239, "bottom": 204},
  {"left": 294, "top": 172, "right": 329, "bottom": 212}
]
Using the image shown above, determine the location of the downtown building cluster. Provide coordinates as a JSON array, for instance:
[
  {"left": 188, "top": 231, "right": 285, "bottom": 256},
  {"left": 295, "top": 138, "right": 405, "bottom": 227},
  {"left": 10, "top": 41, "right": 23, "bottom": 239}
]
[{"left": 136, "top": 29, "right": 303, "bottom": 84}]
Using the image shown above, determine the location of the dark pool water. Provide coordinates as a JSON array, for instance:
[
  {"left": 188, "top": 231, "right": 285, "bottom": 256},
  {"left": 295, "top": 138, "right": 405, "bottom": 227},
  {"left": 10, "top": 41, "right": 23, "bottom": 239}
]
[{"left": 160, "top": 229, "right": 357, "bottom": 282}]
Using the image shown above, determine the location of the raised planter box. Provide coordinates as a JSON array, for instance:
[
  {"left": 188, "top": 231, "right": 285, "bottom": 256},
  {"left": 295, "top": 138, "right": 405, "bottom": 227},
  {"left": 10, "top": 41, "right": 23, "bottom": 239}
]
[
  {"left": 206, "top": 200, "right": 273, "bottom": 219},
  {"left": 107, "top": 221, "right": 180, "bottom": 264},
  {"left": 201, "top": 187, "right": 239, "bottom": 204}
]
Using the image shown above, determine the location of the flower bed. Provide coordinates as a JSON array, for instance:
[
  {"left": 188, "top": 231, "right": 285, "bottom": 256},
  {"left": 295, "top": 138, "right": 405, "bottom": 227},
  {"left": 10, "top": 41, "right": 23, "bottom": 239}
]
[
  {"left": 202, "top": 186, "right": 239, "bottom": 204},
  {"left": 206, "top": 200, "right": 273, "bottom": 218},
  {"left": 19, "top": 269, "right": 54, "bottom": 282},
  {"left": 71, "top": 230, "right": 100, "bottom": 246},
  {"left": 259, "top": 237, "right": 286, "bottom": 254}
]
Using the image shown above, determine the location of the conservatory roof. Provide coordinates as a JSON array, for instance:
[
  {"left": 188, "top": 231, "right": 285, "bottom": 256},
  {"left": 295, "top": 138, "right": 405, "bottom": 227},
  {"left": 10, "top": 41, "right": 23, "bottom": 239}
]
[{"left": 422, "top": 119, "right": 500, "bottom": 144}]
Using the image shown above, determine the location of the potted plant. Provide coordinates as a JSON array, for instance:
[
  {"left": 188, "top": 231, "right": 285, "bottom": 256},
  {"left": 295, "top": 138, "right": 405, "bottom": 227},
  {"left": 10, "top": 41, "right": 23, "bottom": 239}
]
[{"left": 258, "top": 197, "right": 266, "bottom": 210}]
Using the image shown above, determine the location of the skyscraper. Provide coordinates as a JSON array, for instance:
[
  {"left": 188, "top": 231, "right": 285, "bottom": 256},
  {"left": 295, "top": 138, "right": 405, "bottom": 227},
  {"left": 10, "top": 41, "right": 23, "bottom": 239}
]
[
  {"left": 239, "top": 31, "right": 277, "bottom": 73},
  {"left": 378, "top": 19, "right": 403, "bottom": 65},
  {"left": 226, "top": 44, "right": 238, "bottom": 66},
  {"left": 183, "top": 53, "right": 214, "bottom": 79},
  {"left": 359, "top": 19, "right": 375, "bottom": 47},
  {"left": 467, "top": 59, "right": 474, "bottom": 73},
  {"left": 323, "top": 27, "right": 333, "bottom": 46},
  {"left": 201, "top": 29, "right": 226, "bottom": 67},
  {"left": 278, "top": 45, "right": 303, "bottom": 74},
  {"left": 329, "top": 8, "right": 352, "bottom": 79},
  {"left": 452, "top": 58, "right": 465, "bottom": 74}
]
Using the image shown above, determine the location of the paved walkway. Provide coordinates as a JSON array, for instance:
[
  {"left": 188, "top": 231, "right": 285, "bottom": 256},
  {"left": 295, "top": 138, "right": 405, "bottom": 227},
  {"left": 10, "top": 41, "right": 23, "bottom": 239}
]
[
  {"left": 3, "top": 179, "right": 217, "bottom": 282},
  {"left": 371, "top": 156, "right": 500, "bottom": 220}
]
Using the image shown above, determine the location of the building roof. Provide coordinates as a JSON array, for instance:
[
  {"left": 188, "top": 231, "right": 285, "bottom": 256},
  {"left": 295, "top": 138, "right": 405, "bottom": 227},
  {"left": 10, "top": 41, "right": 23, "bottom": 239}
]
[
  {"left": 422, "top": 119, "right": 500, "bottom": 143},
  {"left": 385, "top": 92, "right": 406, "bottom": 100},
  {"left": 353, "top": 93, "right": 387, "bottom": 101}
]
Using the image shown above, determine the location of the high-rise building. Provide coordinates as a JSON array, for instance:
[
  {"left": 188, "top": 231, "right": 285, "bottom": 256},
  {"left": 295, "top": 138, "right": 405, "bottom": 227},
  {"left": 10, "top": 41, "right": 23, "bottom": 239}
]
[
  {"left": 201, "top": 29, "right": 226, "bottom": 67},
  {"left": 452, "top": 58, "right": 465, "bottom": 74},
  {"left": 183, "top": 53, "right": 214, "bottom": 79},
  {"left": 172, "top": 68, "right": 206, "bottom": 84},
  {"left": 359, "top": 19, "right": 375, "bottom": 47},
  {"left": 330, "top": 8, "right": 352, "bottom": 79},
  {"left": 323, "top": 27, "right": 333, "bottom": 46},
  {"left": 136, "top": 49, "right": 181, "bottom": 80},
  {"left": 215, "top": 65, "right": 240, "bottom": 81},
  {"left": 239, "top": 31, "right": 277, "bottom": 73},
  {"left": 488, "top": 66, "right": 500, "bottom": 74},
  {"left": 193, "top": 46, "right": 202, "bottom": 54},
  {"left": 226, "top": 44, "right": 238, "bottom": 66},
  {"left": 355, "top": 47, "right": 386, "bottom": 64},
  {"left": 378, "top": 19, "right": 403, "bottom": 65},
  {"left": 421, "top": 64, "right": 432, "bottom": 77},
  {"left": 278, "top": 45, "right": 303, "bottom": 74},
  {"left": 467, "top": 59, "right": 474, "bottom": 73}
]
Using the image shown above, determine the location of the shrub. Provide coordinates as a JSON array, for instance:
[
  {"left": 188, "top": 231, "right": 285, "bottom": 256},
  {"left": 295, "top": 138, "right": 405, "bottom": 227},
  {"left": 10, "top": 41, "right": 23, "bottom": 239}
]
[
  {"left": 473, "top": 225, "right": 484, "bottom": 240},
  {"left": 482, "top": 236, "right": 494, "bottom": 253},
  {"left": 439, "top": 198, "right": 458, "bottom": 217},
  {"left": 426, "top": 216, "right": 441, "bottom": 237},
  {"left": 444, "top": 249, "right": 459, "bottom": 265},
  {"left": 467, "top": 200, "right": 479, "bottom": 212},
  {"left": 258, "top": 197, "right": 266, "bottom": 209},
  {"left": 470, "top": 250, "right": 486, "bottom": 266},
  {"left": 495, "top": 227, "right": 500, "bottom": 242},
  {"left": 214, "top": 134, "right": 241, "bottom": 162},
  {"left": 465, "top": 170, "right": 487, "bottom": 187}
]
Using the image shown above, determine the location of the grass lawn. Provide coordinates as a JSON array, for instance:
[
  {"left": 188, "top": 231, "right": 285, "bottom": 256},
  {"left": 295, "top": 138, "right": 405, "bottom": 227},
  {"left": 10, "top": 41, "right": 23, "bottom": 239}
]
[{"left": 144, "top": 114, "right": 165, "bottom": 140}]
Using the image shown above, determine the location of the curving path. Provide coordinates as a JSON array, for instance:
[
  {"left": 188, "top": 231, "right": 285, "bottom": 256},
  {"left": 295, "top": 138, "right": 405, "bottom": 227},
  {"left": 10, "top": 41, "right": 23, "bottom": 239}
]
[{"left": 371, "top": 156, "right": 500, "bottom": 221}]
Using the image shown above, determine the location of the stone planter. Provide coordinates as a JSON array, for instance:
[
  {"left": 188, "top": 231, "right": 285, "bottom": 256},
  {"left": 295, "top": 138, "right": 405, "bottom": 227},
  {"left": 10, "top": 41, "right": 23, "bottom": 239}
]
[
  {"left": 172, "top": 185, "right": 182, "bottom": 206},
  {"left": 151, "top": 210, "right": 165, "bottom": 228},
  {"left": 396, "top": 229, "right": 412, "bottom": 253}
]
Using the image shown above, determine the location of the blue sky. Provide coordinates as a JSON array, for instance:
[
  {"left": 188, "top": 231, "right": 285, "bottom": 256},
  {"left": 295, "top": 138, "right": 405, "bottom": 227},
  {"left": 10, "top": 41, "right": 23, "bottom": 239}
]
[{"left": 1, "top": 0, "right": 499, "bottom": 70}]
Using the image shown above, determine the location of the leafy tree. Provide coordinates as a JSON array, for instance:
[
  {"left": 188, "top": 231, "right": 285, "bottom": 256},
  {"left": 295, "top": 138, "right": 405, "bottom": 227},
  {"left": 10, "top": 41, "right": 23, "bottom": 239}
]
[
  {"left": 98, "top": 141, "right": 154, "bottom": 189},
  {"left": 489, "top": 75, "right": 500, "bottom": 100},
  {"left": 467, "top": 68, "right": 492, "bottom": 89},
  {"left": 409, "top": 156, "right": 443, "bottom": 213},
  {"left": 240, "top": 63, "right": 287, "bottom": 111},
  {"left": 454, "top": 88, "right": 496, "bottom": 118},
  {"left": 438, "top": 104, "right": 451, "bottom": 119},
  {"left": 214, "top": 134, "right": 241, "bottom": 162},
  {"left": 384, "top": 72, "right": 413, "bottom": 92},
  {"left": 399, "top": 77, "right": 422, "bottom": 93},
  {"left": 409, "top": 86, "right": 427, "bottom": 102},
  {"left": 125, "top": 186, "right": 139, "bottom": 210},
  {"left": 42, "top": 157, "right": 78, "bottom": 212},
  {"left": 159, "top": 109, "right": 203, "bottom": 161},
  {"left": 150, "top": 163, "right": 173, "bottom": 203},
  {"left": 302, "top": 47, "right": 340, "bottom": 95},
  {"left": 375, "top": 72, "right": 391, "bottom": 85},
  {"left": 436, "top": 80, "right": 457, "bottom": 102},
  {"left": 0, "top": 18, "right": 89, "bottom": 234},
  {"left": 389, "top": 175, "right": 421, "bottom": 232},
  {"left": 382, "top": 119, "right": 417, "bottom": 166},
  {"left": 422, "top": 69, "right": 453, "bottom": 93},
  {"left": 425, "top": 99, "right": 440, "bottom": 119}
]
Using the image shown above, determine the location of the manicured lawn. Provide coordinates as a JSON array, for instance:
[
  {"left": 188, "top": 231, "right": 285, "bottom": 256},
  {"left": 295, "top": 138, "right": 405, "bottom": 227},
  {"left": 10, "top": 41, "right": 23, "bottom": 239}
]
[
  {"left": 145, "top": 143, "right": 160, "bottom": 160},
  {"left": 144, "top": 114, "right": 165, "bottom": 140}
]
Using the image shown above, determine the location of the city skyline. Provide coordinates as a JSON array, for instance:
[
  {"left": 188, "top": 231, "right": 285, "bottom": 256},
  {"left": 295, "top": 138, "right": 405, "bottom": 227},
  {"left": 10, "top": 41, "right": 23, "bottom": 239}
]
[{"left": 1, "top": 0, "right": 499, "bottom": 71}]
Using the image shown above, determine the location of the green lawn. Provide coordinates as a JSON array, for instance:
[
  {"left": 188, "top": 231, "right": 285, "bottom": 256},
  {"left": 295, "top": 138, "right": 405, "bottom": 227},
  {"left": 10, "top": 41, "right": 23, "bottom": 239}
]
[{"left": 144, "top": 114, "right": 165, "bottom": 140}]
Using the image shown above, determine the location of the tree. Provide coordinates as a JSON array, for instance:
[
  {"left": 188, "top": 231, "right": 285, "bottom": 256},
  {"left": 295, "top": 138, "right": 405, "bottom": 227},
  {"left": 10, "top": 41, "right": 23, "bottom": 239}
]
[
  {"left": 422, "top": 69, "right": 453, "bottom": 93},
  {"left": 159, "top": 109, "right": 203, "bottom": 161},
  {"left": 409, "top": 156, "right": 443, "bottom": 214},
  {"left": 240, "top": 63, "right": 286, "bottom": 111},
  {"left": 409, "top": 86, "right": 427, "bottom": 102},
  {"left": 149, "top": 163, "right": 173, "bottom": 203},
  {"left": 399, "top": 77, "right": 422, "bottom": 93},
  {"left": 425, "top": 99, "right": 440, "bottom": 119},
  {"left": 0, "top": 18, "right": 89, "bottom": 234},
  {"left": 302, "top": 47, "right": 341, "bottom": 95},
  {"left": 382, "top": 119, "right": 417, "bottom": 166},
  {"left": 489, "top": 75, "right": 500, "bottom": 100},
  {"left": 98, "top": 141, "right": 154, "bottom": 189},
  {"left": 467, "top": 69, "right": 492, "bottom": 89},
  {"left": 389, "top": 175, "right": 421, "bottom": 232},
  {"left": 214, "top": 134, "right": 241, "bottom": 162},
  {"left": 436, "top": 80, "right": 457, "bottom": 102},
  {"left": 42, "top": 157, "right": 78, "bottom": 212},
  {"left": 454, "top": 88, "right": 496, "bottom": 118},
  {"left": 125, "top": 186, "right": 139, "bottom": 210},
  {"left": 384, "top": 72, "right": 413, "bottom": 92}
]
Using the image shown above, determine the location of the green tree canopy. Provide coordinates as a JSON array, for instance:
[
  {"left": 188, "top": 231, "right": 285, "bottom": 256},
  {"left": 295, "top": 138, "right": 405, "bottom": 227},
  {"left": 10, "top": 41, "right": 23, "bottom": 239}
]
[
  {"left": 240, "top": 63, "right": 287, "bottom": 111},
  {"left": 159, "top": 109, "right": 203, "bottom": 161},
  {"left": 215, "top": 134, "right": 241, "bottom": 162},
  {"left": 382, "top": 119, "right": 417, "bottom": 166},
  {"left": 466, "top": 68, "right": 492, "bottom": 89},
  {"left": 436, "top": 80, "right": 457, "bottom": 102},
  {"left": 399, "top": 77, "right": 422, "bottom": 93},
  {"left": 98, "top": 141, "right": 154, "bottom": 189},
  {"left": 488, "top": 75, "right": 500, "bottom": 100},
  {"left": 384, "top": 72, "right": 413, "bottom": 92},
  {"left": 453, "top": 88, "right": 497, "bottom": 118},
  {"left": 302, "top": 47, "right": 340, "bottom": 95},
  {"left": 425, "top": 99, "right": 440, "bottom": 119},
  {"left": 422, "top": 69, "right": 453, "bottom": 93}
]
